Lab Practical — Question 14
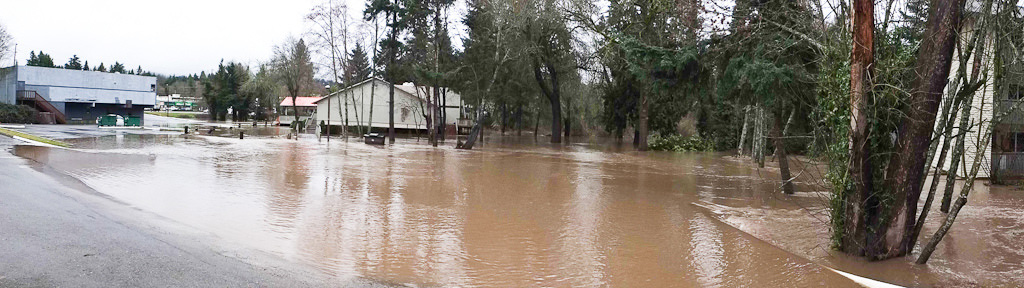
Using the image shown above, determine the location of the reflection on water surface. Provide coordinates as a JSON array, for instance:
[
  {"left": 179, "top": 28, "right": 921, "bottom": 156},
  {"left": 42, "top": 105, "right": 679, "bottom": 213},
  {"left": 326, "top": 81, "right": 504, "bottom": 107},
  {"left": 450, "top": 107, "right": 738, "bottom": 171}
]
[{"left": 14, "top": 134, "right": 866, "bottom": 287}]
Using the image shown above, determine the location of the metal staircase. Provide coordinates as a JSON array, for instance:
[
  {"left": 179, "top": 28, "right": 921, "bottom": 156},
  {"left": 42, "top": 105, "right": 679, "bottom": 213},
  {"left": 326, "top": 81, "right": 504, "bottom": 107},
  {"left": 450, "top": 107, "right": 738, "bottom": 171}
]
[{"left": 17, "top": 90, "right": 66, "bottom": 124}]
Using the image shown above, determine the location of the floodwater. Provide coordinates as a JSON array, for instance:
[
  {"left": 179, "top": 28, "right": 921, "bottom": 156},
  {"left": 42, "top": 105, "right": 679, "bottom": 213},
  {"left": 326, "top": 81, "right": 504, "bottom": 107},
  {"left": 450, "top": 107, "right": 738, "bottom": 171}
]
[{"left": 11, "top": 133, "right": 1018, "bottom": 287}]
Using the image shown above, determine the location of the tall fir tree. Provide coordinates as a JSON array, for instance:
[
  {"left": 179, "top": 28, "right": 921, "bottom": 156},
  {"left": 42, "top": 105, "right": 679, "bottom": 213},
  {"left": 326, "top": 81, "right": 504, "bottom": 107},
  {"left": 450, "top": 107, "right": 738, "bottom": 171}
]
[
  {"left": 346, "top": 44, "right": 372, "bottom": 83},
  {"left": 64, "top": 55, "right": 82, "bottom": 70}
]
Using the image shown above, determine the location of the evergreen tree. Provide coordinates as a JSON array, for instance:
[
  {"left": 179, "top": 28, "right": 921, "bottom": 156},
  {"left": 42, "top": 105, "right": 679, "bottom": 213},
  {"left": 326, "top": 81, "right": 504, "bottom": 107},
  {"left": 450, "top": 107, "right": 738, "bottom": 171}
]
[
  {"left": 203, "top": 61, "right": 250, "bottom": 121},
  {"left": 27, "top": 51, "right": 37, "bottom": 66},
  {"left": 64, "top": 55, "right": 82, "bottom": 70},
  {"left": 97, "top": 62, "right": 107, "bottom": 72},
  {"left": 37, "top": 51, "right": 54, "bottom": 68},
  {"left": 895, "top": 0, "right": 929, "bottom": 44},
  {"left": 83, "top": 61, "right": 89, "bottom": 71},
  {"left": 365, "top": 0, "right": 408, "bottom": 142},
  {"left": 346, "top": 44, "right": 372, "bottom": 83},
  {"left": 27, "top": 51, "right": 55, "bottom": 67},
  {"left": 242, "top": 65, "right": 279, "bottom": 121},
  {"left": 110, "top": 62, "right": 126, "bottom": 73}
]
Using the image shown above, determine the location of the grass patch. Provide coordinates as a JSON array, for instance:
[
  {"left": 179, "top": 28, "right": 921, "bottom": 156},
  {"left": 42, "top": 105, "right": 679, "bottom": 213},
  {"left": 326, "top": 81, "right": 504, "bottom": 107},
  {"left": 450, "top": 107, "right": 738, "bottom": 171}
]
[
  {"left": 146, "top": 112, "right": 197, "bottom": 119},
  {"left": 0, "top": 127, "right": 72, "bottom": 147}
]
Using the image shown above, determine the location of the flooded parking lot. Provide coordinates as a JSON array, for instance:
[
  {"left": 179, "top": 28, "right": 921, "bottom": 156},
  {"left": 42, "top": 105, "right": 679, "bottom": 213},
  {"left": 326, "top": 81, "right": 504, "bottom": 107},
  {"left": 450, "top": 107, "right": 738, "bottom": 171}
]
[{"left": 11, "top": 132, "right": 1023, "bottom": 287}]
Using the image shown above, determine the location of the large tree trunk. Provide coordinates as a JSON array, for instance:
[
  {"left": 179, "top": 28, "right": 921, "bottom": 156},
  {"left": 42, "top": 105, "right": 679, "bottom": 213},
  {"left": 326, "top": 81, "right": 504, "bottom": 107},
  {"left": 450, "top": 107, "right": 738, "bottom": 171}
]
[
  {"left": 368, "top": 81, "right": 376, "bottom": 135},
  {"left": 534, "top": 105, "right": 540, "bottom": 140},
  {"left": 772, "top": 108, "right": 795, "bottom": 194},
  {"left": 349, "top": 88, "right": 362, "bottom": 136},
  {"left": 388, "top": 11, "right": 397, "bottom": 144},
  {"left": 564, "top": 103, "right": 571, "bottom": 140},
  {"left": 878, "top": 0, "right": 963, "bottom": 259},
  {"left": 918, "top": 107, "right": 994, "bottom": 264},
  {"left": 501, "top": 102, "right": 507, "bottom": 135},
  {"left": 293, "top": 97, "right": 299, "bottom": 136},
  {"left": 517, "top": 104, "right": 523, "bottom": 136},
  {"left": 441, "top": 89, "right": 448, "bottom": 140},
  {"left": 532, "top": 58, "right": 562, "bottom": 144},
  {"left": 388, "top": 84, "right": 395, "bottom": 143},
  {"left": 638, "top": 91, "right": 649, "bottom": 151},
  {"left": 633, "top": 127, "right": 640, "bottom": 148},
  {"left": 914, "top": 92, "right": 965, "bottom": 243},
  {"left": 843, "top": 0, "right": 876, "bottom": 256},
  {"left": 913, "top": 0, "right": 990, "bottom": 243},
  {"left": 941, "top": 88, "right": 974, "bottom": 214},
  {"left": 754, "top": 106, "right": 766, "bottom": 168},
  {"left": 738, "top": 106, "right": 751, "bottom": 154}
]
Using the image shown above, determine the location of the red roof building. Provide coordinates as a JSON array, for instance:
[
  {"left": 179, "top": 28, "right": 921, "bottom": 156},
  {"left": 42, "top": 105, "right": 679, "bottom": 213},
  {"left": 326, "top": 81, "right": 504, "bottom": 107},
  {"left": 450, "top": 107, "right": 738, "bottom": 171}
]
[{"left": 279, "top": 96, "right": 323, "bottom": 107}]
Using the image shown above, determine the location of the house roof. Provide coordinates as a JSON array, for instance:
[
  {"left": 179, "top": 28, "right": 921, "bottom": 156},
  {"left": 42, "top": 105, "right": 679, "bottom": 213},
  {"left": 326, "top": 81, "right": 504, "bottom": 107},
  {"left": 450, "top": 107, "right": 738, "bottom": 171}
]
[
  {"left": 312, "top": 77, "right": 461, "bottom": 105},
  {"left": 280, "top": 96, "right": 323, "bottom": 107},
  {"left": 312, "top": 78, "right": 386, "bottom": 104}
]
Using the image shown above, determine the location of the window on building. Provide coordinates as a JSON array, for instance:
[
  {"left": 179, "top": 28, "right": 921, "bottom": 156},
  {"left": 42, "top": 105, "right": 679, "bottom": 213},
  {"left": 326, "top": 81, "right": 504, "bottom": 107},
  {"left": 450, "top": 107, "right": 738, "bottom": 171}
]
[
  {"left": 1008, "top": 84, "right": 1024, "bottom": 100},
  {"left": 1015, "top": 133, "right": 1024, "bottom": 152}
]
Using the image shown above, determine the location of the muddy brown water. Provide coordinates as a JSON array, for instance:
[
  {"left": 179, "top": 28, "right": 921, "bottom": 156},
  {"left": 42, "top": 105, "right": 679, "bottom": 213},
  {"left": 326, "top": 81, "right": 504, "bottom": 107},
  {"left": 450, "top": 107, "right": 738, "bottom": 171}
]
[{"left": 11, "top": 134, "right": 1020, "bottom": 287}]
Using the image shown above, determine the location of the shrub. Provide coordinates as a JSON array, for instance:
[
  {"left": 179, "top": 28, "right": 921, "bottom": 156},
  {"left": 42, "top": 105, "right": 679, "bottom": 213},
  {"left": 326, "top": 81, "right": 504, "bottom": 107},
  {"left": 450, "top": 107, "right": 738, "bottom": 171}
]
[
  {"left": 649, "top": 134, "right": 715, "bottom": 152},
  {"left": 0, "top": 103, "right": 38, "bottom": 124}
]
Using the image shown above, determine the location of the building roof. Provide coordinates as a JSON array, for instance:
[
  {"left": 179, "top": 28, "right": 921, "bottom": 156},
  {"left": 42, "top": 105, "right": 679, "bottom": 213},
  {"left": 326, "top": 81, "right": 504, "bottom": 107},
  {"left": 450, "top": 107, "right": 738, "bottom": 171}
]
[
  {"left": 280, "top": 96, "right": 323, "bottom": 107},
  {"left": 313, "top": 77, "right": 460, "bottom": 105},
  {"left": 313, "top": 78, "right": 385, "bottom": 104}
]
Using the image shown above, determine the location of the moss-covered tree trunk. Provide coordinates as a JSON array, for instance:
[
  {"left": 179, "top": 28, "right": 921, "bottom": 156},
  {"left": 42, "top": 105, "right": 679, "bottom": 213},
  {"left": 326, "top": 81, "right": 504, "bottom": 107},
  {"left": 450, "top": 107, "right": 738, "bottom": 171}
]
[
  {"left": 877, "top": 0, "right": 963, "bottom": 259},
  {"left": 843, "top": 0, "right": 876, "bottom": 256}
]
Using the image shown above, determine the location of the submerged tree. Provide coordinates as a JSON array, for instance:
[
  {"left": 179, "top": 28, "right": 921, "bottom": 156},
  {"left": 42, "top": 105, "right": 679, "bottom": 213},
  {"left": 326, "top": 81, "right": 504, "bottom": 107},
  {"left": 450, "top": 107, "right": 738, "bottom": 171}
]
[
  {"left": 822, "top": 0, "right": 1009, "bottom": 261},
  {"left": 525, "top": 0, "right": 575, "bottom": 144},
  {"left": 273, "top": 38, "right": 316, "bottom": 129},
  {"left": 365, "top": 0, "right": 407, "bottom": 143},
  {"left": 242, "top": 65, "right": 280, "bottom": 121},
  {"left": 308, "top": 0, "right": 355, "bottom": 136},
  {"left": 203, "top": 61, "right": 250, "bottom": 121}
]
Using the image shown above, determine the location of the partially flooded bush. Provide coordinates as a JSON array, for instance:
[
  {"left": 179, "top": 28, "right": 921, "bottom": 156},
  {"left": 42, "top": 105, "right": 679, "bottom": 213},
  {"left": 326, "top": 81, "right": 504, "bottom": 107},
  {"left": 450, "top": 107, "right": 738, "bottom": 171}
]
[
  {"left": 0, "top": 103, "right": 38, "bottom": 124},
  {"left": 649, "top": 134, "right": 714, "bottom": 152}
]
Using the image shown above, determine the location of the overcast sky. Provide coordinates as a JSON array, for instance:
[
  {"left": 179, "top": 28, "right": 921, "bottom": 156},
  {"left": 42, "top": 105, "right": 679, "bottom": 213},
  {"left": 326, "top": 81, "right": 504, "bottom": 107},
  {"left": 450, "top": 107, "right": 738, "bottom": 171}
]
[{"left": 0, "top": 0, "right": 416, "bottom": 76}]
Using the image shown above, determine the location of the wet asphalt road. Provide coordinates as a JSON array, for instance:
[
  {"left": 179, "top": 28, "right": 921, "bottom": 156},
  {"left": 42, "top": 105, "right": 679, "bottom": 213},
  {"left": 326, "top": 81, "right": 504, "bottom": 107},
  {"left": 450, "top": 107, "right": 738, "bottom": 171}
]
[{"left": 0, "top": 125, "right": 396, "bottom": 287}]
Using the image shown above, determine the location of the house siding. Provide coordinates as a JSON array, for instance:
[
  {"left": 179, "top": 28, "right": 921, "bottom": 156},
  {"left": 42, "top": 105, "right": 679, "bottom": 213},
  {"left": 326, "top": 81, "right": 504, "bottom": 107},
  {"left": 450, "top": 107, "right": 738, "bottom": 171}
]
[
  {"left": 315, "top": 79, "right": 462, "bottom": 131},
  {"left": 932, "top": 20, "right": 996, "bottom": 178}
]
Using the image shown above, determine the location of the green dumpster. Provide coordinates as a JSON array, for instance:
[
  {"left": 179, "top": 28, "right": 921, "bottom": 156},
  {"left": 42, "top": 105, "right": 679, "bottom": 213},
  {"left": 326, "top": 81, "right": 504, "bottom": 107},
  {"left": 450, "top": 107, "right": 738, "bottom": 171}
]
[
  {"left": 124, "top": 116, "right": 142, "bottom": 127},
  {"left": 98, "top": 115, "right": 118, "bottom": 126}
]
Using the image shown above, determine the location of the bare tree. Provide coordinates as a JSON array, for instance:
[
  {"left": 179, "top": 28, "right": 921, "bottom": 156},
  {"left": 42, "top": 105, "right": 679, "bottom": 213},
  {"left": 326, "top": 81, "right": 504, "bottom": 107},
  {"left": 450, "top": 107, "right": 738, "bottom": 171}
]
[
  {"left": 273, "top": 38, "right": 316, "bottom": 133},
  {"left": 307, "top": 0, "right": 351, "bottom": 137},
  {"left": 0, "top": 24, "right": 12, "bottom": 65}
]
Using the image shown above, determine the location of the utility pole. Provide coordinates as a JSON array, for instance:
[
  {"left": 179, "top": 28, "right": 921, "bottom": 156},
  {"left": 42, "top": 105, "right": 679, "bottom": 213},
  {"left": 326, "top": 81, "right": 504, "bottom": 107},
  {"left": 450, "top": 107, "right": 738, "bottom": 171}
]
[{"left": 326, "top": 85, "right": 331, "bottom": 142}]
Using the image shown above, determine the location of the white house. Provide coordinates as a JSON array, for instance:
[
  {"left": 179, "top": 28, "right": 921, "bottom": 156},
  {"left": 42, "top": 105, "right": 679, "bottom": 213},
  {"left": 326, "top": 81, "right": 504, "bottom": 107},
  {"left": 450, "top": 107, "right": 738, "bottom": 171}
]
[
  {"left": 931, "top": 12, "right": 1024, "bottom": 181},
  {"left": 314, "top": 78, "right": 463, "bottom": 132}
]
